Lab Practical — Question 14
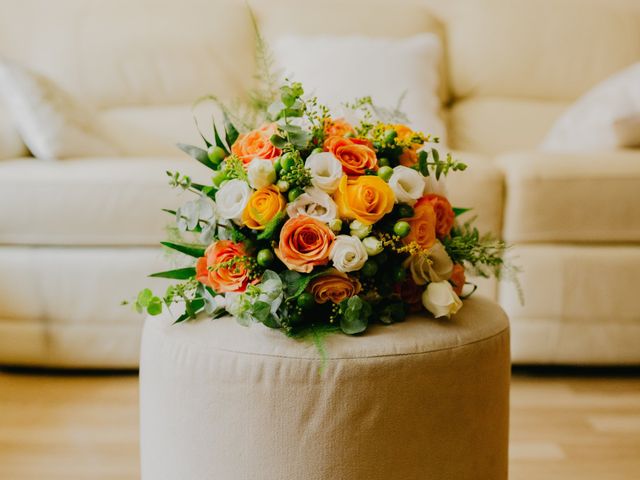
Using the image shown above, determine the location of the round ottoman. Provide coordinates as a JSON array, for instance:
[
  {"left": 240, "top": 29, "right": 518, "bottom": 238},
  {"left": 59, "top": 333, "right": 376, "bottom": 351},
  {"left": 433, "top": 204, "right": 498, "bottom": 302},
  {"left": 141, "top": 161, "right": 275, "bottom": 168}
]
[{"left": 139, "top": 296, "right": 510, "bottom": 480}]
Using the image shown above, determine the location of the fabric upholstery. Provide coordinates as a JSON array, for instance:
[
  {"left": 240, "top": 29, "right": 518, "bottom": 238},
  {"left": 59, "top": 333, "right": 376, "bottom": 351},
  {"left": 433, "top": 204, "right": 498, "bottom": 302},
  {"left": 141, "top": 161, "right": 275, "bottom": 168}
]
[
  {"left": 140, "top": 296, "right": 510, "bottom": 479},
  {"left": 0, "top": 102, "right": 27, "bottom": 159},
  {"left": 272, "top": 34, "right": 446, "bottom": 141},
  {"left": 497, "top": 151, "right": 640, "bottom": 242},
  {"left": 500, "top": 244, "right": 640, "bottom": 364},
  {"left": 0, "top": 158, "right": 212, "bottom": 246},
  {"left": 447, "top": 97, "right": 568, "bottom": 155},
  {"left": 0, "top": 246, "right": 171, "bottom": 367}
]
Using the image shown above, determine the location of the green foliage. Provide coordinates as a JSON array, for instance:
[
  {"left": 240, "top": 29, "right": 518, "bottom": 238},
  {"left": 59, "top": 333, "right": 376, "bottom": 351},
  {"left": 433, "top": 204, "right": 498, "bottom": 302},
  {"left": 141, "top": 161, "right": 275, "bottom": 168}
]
[
  {"left": 177, "top": 143, "right": 218, "bottom": 170},
  {"left": 257, "top": 211, "right": 286, "bottom": 240},
  {"left": 160, "top": 241, "right": 206, "bottom": 258},
  {"left": 418, "top": 150, "right": 467, "bottom": 180},
  {"left": 339, "top": 296, "right": 372, "bottom": 334},
  {"left": 149, "top": 267, "right": 196, "bottom": 280},
  {"left": 222, "top": 155, "right": 249, "bottom": 182},
  {"left": 135, "top": 288, "right": 164, "bottom": 316},
  {"left": 453, "top": 207, "right": 472, "bottom": 217}
]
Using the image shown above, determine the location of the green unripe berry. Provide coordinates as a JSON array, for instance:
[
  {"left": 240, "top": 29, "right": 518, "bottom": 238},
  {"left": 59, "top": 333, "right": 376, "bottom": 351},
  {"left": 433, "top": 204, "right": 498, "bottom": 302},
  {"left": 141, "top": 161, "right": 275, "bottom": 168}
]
[
  {"left": 273, "top": 158, "right": 282, "bottom": 173},
  {"left": 384, "top": 129, "right": 398, "bottom": 144},
  {"left": 392, "top": 266, "right": 407, "bottom": 283},
  {"left": 393, "top": 221, "right": 411, "bottom": 238},
  {"left": 257, "top": 249, "right": 274, "bottom": 267},
  {"left": 296, "top": 292, "right": 315, "bottom": 310},
  {"left": 378, "top": 157, "right": 390, "bottom": 167},
  {"left": 211, "top": 170, "right": 227, "bottom": 188},
  {"left": 377, "top": 166, "right": 393, "bottom": 182},
  {"left": 396, "top": 204, "right": 415, "bottom": 219},
  {"left": 361, "top": 260, "right": 379, "bottom": 278},
  {"left": 207, "top": 146, "right": 226, "bottom": 165},
  {"left": 288, "top": 187, "right": 304, "bottom": 202},
  {"left": 281, "top": 153, "right": 296, "bottom": 171},
  {"left": 310, "top": 147, "right": 324, "bottom": 155},
  {"left": 276, "top": 180, "right": 290, "bottom": 192}
]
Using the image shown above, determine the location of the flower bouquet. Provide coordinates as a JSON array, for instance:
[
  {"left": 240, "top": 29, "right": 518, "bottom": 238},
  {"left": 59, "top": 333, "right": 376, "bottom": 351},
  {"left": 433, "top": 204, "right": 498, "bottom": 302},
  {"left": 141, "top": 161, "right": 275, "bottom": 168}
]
[{"left": 135, "top": 81, "right": 510, "bottom": 337}]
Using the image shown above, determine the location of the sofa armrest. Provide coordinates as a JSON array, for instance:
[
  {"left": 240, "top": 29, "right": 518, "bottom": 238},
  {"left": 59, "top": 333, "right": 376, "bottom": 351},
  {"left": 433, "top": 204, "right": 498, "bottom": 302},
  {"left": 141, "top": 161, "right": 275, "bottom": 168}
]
[{"left": 496, "top": 150, "right": 640, "bottom": 243}]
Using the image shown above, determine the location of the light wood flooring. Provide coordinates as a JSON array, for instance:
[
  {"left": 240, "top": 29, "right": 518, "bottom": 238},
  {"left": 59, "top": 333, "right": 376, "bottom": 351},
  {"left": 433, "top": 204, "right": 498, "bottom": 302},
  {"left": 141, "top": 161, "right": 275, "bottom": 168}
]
[{"left": 0, "top": 368, "right": 638, "bottom": 479}]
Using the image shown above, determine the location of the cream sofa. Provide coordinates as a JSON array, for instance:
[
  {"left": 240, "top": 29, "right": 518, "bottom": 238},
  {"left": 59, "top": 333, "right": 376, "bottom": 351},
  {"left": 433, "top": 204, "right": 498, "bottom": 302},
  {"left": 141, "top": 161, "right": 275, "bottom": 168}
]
[{"left": 0, "top": 0, "right": 639, "bottom": 367}]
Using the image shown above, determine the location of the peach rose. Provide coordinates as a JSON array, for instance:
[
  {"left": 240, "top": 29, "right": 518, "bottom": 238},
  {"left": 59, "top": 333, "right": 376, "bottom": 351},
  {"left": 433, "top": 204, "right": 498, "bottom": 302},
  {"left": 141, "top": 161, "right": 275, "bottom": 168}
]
[
  {"left": 309, "top": 269, "right": 362, "bottom": 304},
  {"left": 334, "top": 175, "right": 395, "bottom": 225},
  {"left": 324, "top": 135, "right": 377, "bottom": 175},
  {"left": 196, "top": 240, "right": 252, "bottom": 293},
  {"left": 450, "top": 264, "right": 466, "bottom": 296},
  {"left": 324, "top": 118, "right": 355, "bottom": 138},
  {"left": 401, "top": 197, "right": 437, "bottom": 249},
  {"left": 231, "top": 123, "right": 281, "bottom": 164},
  {"left": 275, "top": 215, "right": 335, "bottom": 273},
  {"left": 242, "top": 185, "right": 286, "bottom": 230},
  {"left": 398, "top": 148, "right": 418, "bottom": 167},
  {"left": 421, "top": 194, "right": 455, "bottom": 238}
]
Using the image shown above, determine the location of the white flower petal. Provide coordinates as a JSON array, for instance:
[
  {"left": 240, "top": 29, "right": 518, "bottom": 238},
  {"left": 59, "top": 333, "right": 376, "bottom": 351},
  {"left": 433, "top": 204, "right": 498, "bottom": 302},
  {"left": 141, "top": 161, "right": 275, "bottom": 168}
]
[
  {"left": 388, "top": 165, "right": 425, "bottom": 205},
  {"left": 305, "top": 152, "right": 343, "bottom": 193}
]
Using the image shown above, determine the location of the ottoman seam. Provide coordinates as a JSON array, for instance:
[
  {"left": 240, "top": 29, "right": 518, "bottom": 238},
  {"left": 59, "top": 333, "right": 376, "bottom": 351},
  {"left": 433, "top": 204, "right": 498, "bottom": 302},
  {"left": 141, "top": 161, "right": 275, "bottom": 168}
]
[{"left": 152, "top": 325, "right": 510, "bottom": 361}]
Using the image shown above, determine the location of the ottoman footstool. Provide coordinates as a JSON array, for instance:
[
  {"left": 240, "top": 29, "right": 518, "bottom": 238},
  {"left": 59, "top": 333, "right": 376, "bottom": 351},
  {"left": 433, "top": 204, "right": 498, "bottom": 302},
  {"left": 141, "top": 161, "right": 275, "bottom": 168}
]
[{"left": 139, "top": 296, "right": 510, "bottom": 480}]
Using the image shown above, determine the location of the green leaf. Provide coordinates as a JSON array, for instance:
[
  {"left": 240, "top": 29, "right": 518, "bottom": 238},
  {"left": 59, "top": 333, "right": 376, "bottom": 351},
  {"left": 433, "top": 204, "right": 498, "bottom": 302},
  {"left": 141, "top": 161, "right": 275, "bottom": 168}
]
[
  {"left": 270, "top": 134, "right": 287, "bottom": 149},
  {"left": 418, "top": 150, "right": 429, "bottom": 176},
  {"left": 431, "top": 148, "right": 440, "bottom": 162},
  {"left": 174, "top": 312, "right": 190, "bottom": 324},
  {"left": 137, "top": 288, "right": 153, "bottom": 308},
  {"left": 161, "top": 241, "right": 205, "bottom": 258},
  {"left": 162, "top": 208, "right": 177, "bottom": 216},
  {"left": 256, "top": 211, "right": 286, "bottom": 240},
  {"left": 289, "top": 129, "right": 311, "bottom": 149},
  {"left": 175, "top": 298, "right": 205, "bottom": 324},
  {"left": 252, "top": 300, "right": 272, "bottom": 323},
  {"left": 224, "top": 114, "right": 239, "bottom": 147},
  {"left": 146, "top": 297, "right": 163, "bottom": 316},
  {"left": 212, "top": 119, "right": 229, "bottom": 154},
  {"left": 149, "top": 267, "right": 196, "bottom": 280},
  {"left": 177, "top": 143, "right": 217, "bottom": 170},
  {"left": 435, "top": 162, "right": 444, "bottom": 180},
  {"left": 340, "top": 296, "right": 371, "bottom": 335},
  {"left": 453, "top": 207, "right": 472, "bottom": 217}
]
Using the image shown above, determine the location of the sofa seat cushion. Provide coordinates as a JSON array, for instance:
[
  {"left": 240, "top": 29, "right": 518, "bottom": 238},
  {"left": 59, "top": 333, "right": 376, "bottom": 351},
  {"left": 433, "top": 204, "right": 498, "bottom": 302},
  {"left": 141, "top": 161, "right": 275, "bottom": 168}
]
[
  {"left": 498, "top": 151, "right": 640, "bottom": 242},
  {"left": 0, "top": 157, "right": 212, "bottom": 246}
]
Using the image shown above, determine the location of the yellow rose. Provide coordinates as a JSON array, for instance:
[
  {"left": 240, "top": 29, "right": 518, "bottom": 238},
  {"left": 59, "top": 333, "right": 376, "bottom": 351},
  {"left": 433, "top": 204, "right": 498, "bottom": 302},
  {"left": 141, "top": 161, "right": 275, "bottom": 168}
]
[
  {"left": 333, "top": 175, "right": 395, "bottom": 225},
  {"left": 242, "top": 185, "right": 286, "bottom": 230}
]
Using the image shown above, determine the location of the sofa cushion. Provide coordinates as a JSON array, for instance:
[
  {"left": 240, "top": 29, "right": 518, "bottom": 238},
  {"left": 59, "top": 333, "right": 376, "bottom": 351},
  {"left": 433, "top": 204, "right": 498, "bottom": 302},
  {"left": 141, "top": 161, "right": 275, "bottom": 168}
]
[
  {"left": 446, "top": 0, "right": 640, "bottom": 102},
  {"left": 447, "top": 97, "right": 568, "bottom": 155},
  {"left": 0, "top": 157, "right": 212, "bottom": 246},
  {"left": 0, "top": 0, "right": 255, "bottom": 108},
  {"left": 497, "top": 151, "right": 640, "bottom": 242}
]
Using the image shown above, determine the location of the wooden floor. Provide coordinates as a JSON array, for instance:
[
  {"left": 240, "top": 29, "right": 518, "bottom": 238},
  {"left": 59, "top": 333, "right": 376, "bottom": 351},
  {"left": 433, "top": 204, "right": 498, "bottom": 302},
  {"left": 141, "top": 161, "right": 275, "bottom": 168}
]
[{"left": 0, "top": 368, "right": 638, "bottom": 479}]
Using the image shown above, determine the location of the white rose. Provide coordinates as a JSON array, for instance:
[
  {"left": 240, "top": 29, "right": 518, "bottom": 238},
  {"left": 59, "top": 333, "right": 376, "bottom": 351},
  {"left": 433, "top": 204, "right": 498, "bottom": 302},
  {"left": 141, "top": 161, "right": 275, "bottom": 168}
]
[
  {"left": 215, "top": 179, "right": 251, "bottom": 224},
  {"left": 349, "top": 220, "right": 372, "bottom": 239},
  {"left": 422, "top": 281, "right": 463, "bottom": 318},
  {"left": 388, "top": 165, "right": 425, "bottom": 205},
  {"left": 286, "top": 187, "right": 338, "bottom": 224},
  {"left": 403, "top": 241, "right": 453, "bottom": 285},
  {"left": 330, "top": 235, "right": 368, "bottom": 273},
  {"left": 247, "top": 158, "right": 276, "bottom": 189},
  {"left": 362, "top": 236, "right": 383, "bottom": 256},
  {"left": 305, "top": 152, "right": 343, "bottom": 193}
]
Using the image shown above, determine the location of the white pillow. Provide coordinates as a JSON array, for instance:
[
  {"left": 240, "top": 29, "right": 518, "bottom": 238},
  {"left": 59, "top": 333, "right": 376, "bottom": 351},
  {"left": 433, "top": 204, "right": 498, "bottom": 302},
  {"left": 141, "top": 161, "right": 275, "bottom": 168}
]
[
  {"left": 272, "top": 34, "right": 446, "bottom": 142},
  {"left": 541, "top": 62, "right": 640, "bottom": 152},
  {"left": 0, "top": 60, "right": 118, "bottom": 160}
]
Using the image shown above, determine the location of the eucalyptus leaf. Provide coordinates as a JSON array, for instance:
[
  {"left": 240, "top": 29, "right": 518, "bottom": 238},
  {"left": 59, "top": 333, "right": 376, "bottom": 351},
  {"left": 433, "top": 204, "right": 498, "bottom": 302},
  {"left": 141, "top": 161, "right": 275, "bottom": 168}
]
[
  {"left": 137, "top": 288, "right": 153, "bottom": 308},
  {"left": 340, "top": 296, "right": 372, "bottom": 335},
  {"left": 146, "top": 297, "right": 163, "bottom": 316},
  {"left": 270, "top": 134, "right": 287, "bottom": 149}
]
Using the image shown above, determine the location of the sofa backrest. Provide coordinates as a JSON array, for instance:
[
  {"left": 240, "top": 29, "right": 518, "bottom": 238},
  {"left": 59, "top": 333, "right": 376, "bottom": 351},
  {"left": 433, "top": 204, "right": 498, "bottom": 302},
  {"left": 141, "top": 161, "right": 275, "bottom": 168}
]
[{"left": 1, "top": 0, "right": 639, "bottom": 156}]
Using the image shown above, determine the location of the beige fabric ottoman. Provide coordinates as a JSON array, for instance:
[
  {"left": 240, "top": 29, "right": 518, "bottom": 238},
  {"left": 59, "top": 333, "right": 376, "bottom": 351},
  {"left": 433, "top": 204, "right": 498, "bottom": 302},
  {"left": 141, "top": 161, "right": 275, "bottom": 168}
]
[{"left": 139, "top": 296, "right": 510, "bottom": 480}]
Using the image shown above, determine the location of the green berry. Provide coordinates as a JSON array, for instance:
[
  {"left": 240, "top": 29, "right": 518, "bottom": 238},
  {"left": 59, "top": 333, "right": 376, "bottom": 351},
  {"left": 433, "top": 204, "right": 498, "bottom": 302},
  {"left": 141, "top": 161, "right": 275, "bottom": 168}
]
[
  {"left": 296, "top": 292, "right": 315, "bottom": 310},
  {"left": 361, "top": 260, "right": 378, "bottom": 277},
  {"left": 257, "top": 249, "right": 274, "bottom": 267},
  {"left": 310, "top": 147, "right": 324, "bottom": 155},
  {"left": 211, "top": 170, "right": 227, "bottom": 188},
  {"left": 392, "top": 266, "right": 407, "bottom": 283},
  {"left": 276, "top": 180, "right": 290, "bottom": 192},
  {"left": 384, "top": 129, "right": 398, "bottom": 144},
  {"left": 393, "top": 221, "right": 411, "bottom": 238},
  {"left": 378, "top": 157, "right": 390, "bottom": 167},
  {"left": 207, "top": 146, "right": 226, "bottom": 165},
  {"left": 396, "top": 204, "right": 414, "bottom": 219},
  {"left": 377, "top": 166, "right": 393, "bottom": 182},
  {"left": 281, "top": 153, "right": 296, "bottom": 171},
  {"left": 273, "top": 158, "right": 282, "bottom": 173},
  {"left": 288, "top": 187, "right": 304, "bottom": 202}
]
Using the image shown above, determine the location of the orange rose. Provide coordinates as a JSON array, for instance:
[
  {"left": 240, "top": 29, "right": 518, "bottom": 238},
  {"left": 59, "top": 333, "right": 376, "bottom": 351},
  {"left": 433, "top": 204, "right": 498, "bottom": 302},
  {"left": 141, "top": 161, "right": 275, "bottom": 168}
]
[
  {"left": 242, "top": 185, "right": 286, "bottom": 230},
  {"left": 231, "top": 123, "right": 281, "bottom": 164},
  {"left": 324, "top": 118, "right": 355, "bottom": 138},
  {"left": 421, "top": 194, "right": 455, "bottom": 238},
  {"left": 195, "top": 240, "right": 252, "bottom": 293},
  {"left": 334, "top": 175, "right": 395, "bottom": 225},
  {"left": 393, "top": 124, "right": 416, "bottom": 143},
  {"left": 308, "top": 269, "right": 362, "bottom": 304},
  {"left": 450, "top": 264, "right": 466, "bottom": 296},
  {"left": 398, "top": 148, "right": 418, "bottom": 167},
  {"left": 324, "top": 135, "right": 377, "bottom": 175},
  {"left": 275, "top": 215, "right": 335, "bottom": 273},
  {"left": 401, "top": 197, "right": 437, "bottom": 249}
]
